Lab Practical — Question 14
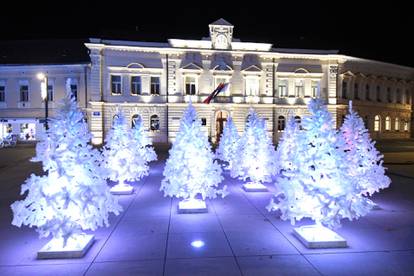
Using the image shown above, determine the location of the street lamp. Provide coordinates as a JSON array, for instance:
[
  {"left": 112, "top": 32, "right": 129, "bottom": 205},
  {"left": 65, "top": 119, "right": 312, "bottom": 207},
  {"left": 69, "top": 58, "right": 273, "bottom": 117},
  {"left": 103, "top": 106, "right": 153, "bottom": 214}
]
[{"left": 37, "top": 73, "right": 49, "bottom": 130}]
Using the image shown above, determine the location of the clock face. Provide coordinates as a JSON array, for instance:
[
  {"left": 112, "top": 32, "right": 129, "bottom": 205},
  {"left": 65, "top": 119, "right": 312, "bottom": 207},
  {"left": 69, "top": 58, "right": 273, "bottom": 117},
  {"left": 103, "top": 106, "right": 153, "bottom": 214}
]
[{"left": 215, "top": 34, "right": 228, "bottom": 49}]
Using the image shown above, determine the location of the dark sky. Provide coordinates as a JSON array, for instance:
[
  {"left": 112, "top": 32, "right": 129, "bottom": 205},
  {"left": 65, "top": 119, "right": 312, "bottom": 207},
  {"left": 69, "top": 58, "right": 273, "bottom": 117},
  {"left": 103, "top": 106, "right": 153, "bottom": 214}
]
[{"left": 0, "top": 0, "right": 412, "bottom": 67}]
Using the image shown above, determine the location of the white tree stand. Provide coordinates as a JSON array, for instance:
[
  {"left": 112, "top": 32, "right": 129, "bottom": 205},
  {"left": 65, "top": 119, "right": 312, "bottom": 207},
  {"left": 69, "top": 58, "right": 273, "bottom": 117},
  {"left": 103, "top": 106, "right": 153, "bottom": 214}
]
[
  {"left": 178, "top": 198, "right": 208, "bottom": 214},
  {"left": 242, "top": 182, "right": 268, "bottom": 192},
  {"left": 110, "top": 182, "right": 134, "bottom": 195},
  {"left": 37, "top": 234, "right": 95, "bottom": 259},
  {"left": 293, "top": 225, "right": 347, "bottom": 249}
]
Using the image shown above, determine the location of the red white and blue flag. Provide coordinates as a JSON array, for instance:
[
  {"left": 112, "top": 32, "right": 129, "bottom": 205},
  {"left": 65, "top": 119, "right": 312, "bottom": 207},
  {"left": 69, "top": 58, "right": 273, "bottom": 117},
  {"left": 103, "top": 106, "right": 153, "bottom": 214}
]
[{"left": 203, "top": 83, "right": 229, "bottom": 104}]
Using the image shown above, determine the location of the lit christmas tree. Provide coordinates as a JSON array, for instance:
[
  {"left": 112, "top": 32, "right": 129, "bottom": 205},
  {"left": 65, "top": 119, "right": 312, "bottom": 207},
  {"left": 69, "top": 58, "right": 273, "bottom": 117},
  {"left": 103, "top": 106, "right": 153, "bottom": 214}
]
[
  {"left": 131, "top": 115, "right": 157, "bottom": 175},
  {"left": 161, "top": 103, "right": 227, "bottom": 212},
  {"left": 230, "top": 108, "right": 277, "bottom": 191},
  {"left": 339, "top": 101, "right": 390, "bottom": 196},
  {"left": 103, "top": 110, "right": 149, "bottom": 194},
  {"left": 267, "top": 99, "right": 374, "bottom": 247},
  {"left": 216, "top": 116, "right": 240, "bottom": 170},
  {"left": 10, "top": 92, "right": 121, "bottom": 258}
]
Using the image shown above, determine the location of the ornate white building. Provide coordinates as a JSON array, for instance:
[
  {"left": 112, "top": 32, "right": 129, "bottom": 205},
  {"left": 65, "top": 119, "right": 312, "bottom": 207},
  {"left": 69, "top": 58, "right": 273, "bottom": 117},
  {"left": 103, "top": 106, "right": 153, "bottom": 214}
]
[{"left": 1, "top": 19, "right": 413, "bottom": 145}]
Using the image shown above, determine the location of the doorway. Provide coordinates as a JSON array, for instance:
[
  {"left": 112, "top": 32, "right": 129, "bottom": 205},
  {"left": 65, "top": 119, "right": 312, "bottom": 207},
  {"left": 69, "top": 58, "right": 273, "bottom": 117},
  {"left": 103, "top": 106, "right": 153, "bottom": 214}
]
[{"left": 215, "top": 110, "right": 228, "bottom": 144}]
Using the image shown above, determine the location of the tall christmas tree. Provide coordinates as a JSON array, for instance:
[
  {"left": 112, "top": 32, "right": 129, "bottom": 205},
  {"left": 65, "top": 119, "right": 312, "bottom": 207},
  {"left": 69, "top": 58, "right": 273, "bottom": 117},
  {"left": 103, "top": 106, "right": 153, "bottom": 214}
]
[
  {"left": 161, "top": 103, "right": 227, "bottom": 212},
  {"left": 11, "top": 92, "right": 121, "bottom": 257},
  {"left": 340, "top": 101, "right": 390, "bottom": 196},
  {"left": 267, "top": 99, "right": 374, "bottom": 230},
  {"left": 230, "top": 108, "right": 277, "bottom": 191},
  {"left": 102, "top": 110, "right": 150, "bottom": 194},
  {"left": 216, "top": 116, "right": 240, "bottom": 170}
]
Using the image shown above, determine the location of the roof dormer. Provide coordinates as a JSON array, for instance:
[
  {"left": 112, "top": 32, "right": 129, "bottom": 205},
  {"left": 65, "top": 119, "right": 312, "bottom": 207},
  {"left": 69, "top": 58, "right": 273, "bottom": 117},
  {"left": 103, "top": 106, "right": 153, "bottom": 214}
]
[{"left": 209, "top": 18, "right": 234, "bottom": 50}]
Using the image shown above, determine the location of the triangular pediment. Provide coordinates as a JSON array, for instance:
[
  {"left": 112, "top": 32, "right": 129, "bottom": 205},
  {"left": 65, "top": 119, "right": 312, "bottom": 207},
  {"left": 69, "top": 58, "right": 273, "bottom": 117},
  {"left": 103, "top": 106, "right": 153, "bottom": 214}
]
[
  {"left": 242, "top": 65, "right": 262, "bottom": 72},
  {"left": 181, "top": 62, "right": 203, "bottom": 70}
]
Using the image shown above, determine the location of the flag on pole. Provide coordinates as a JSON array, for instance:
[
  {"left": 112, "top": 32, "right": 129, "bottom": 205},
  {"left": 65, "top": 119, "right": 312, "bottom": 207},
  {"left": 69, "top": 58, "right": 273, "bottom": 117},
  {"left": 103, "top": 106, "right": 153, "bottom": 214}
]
[{"left": 203, "top": 83, "right": 229, "bottom": 104}]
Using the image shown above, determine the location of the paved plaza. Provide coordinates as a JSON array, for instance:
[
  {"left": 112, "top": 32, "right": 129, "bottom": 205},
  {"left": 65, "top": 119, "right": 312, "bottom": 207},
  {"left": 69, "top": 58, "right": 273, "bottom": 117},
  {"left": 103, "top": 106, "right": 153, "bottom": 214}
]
[{"left": 0, "top": 144, "right": 414, "bottom": 275}]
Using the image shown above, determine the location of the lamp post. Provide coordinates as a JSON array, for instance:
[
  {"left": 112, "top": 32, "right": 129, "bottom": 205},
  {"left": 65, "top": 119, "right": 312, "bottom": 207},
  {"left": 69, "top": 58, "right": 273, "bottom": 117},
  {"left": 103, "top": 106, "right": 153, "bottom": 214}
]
[{"left": 37, "top": 73, "right": 49, "bottom": 130}]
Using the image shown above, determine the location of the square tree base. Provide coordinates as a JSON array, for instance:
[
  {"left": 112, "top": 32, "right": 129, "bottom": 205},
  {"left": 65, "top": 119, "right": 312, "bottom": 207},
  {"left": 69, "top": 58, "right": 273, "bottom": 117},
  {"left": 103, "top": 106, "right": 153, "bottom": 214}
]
[
  {"left": 178, "top": 199, "right": 208, "bottom": 214},
  {"left": 242, "top": 183, "right": 268, "bottom": 192},
  {"left": 37, "top": 234, "right": 95, "bottom": 259},
  {"left": 293, "top": 225, "right": 347, "bottom": 249},
  {"left": 110, "top": 184, "right": 134, "bottom": 195}
]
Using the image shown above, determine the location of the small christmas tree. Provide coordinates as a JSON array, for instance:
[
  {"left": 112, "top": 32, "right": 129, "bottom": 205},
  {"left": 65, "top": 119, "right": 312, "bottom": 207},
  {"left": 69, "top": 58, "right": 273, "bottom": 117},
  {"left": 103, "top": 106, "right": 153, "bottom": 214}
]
[
  {"left": 216, "top": 116, "right": 240, "bottom": 170},
  {"left": 340, "top": 101, "right": 390, "bottom": 196},
  {"left": 161, "top": 103, "right": 227, "bottom": 212},
  {"left": 267, "top": 99, "right": 373, "bottom": 230},
  {"left": 230, "top": 108, "right": 277, "bottom": 191},
  {"left": 10, "top": 92, "right": 121, "bottom": 256},
  {"left": 131, "top": 116, "right": 157, "bottom": 176},
  {"left": 103, "top": 110, "right": 148, "bottom": 194}
]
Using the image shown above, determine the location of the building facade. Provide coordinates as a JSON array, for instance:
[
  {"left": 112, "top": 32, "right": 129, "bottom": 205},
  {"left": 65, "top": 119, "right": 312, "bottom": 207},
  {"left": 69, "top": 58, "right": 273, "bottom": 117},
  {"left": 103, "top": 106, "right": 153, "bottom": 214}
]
[{"left": 1, "top": 19, "right": 413, "bottom": 145}]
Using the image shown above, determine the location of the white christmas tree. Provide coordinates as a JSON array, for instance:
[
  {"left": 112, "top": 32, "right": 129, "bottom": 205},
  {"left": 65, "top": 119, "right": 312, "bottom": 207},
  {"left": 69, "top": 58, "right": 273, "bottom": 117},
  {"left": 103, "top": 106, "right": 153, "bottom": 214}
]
[
  {"left": 340, "top": 101, "right": 390, "bottom": 196},
  {"left": 216, "top": 116, "right": 240, "bottom": 170},
  {"left": 274, "top": 115, "right": 301, "bottom": 178},
  {"left": 230, "top": 108, "right": 277, "bottom": 191},
  {"left": 161, "top": 103, "right": 227, "bottom": 212},
  {"left": 267, "top": 99, "right": 374, "bottom": 230},
  {"left": 102, "top": 110, "right": 150, "bottom": 194},
  {"left": 131, "top": 115, "right": 157, "bottom": 176},
  {"left": 10, "top": 92, "right": 121, "bottom": 256}
]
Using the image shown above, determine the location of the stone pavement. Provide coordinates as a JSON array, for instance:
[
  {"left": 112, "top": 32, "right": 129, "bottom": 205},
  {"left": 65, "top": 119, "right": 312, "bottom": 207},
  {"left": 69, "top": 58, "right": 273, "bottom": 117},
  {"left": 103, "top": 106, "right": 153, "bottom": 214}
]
[{"left": 0, "top": 147, "right": 414, "bottom": 275}]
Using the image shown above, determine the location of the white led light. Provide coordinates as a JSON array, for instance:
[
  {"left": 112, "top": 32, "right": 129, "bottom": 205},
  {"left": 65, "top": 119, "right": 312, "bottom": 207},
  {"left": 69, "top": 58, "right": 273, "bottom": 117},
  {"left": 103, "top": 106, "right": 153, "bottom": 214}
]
[{"left": 191, "top": 240, "right": 205, "bottom": 248}]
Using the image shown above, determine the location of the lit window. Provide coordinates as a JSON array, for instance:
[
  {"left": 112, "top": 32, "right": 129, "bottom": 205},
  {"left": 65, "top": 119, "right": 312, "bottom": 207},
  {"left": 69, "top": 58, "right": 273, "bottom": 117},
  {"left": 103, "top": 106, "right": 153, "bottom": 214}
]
[
  {"left": 342, "top": 81, "right": 347, "bottom": 99},
  {"left": 403, "top": 120, "right": 409, "bottom": 132},
  {"left": 278, "top": 80, "right": 288, "bottom": 98},
  {"left": 376, "top": 86, "right": 381, "bottom": 102},
  {"left": 295, "top": 80, "right": 304, "bottom": 97},
  {"left": 395, "top": 117, "right": 400, "bottom": 131},
  {"left": 111, "top": 75, "right": 122, "bottom": 95},
  {"left": 245, "top": 77, "right": 259, "bottom": 96},
  {"left": 277, "top": 116, "right": 285, "bottom": 132},
  {"left": 20, "top": 84, "right": 29, "bottom": 102},
  {"left": 185, "top": 76, "right": 197, "bottom": 95},
  {"left": 150, "top": 77, "right": 160, "bottom": 95},
  {"left": 131, "top": 76, "right": 142, "bottom": 95},
  {"left": 365, "top": 84, "right": 370, "bottom": 101},
  {"left": 150, "top": 114, "right": 160, "bottom": 131},
  {"left": 374, "top": 115, "right": 381, "bottom": 132},
  {"left": 354, "top": 83, "right": 359, "bottom": 100},
  {"left": 385, "top": 116, "right": 391, "bottom": 131},
  {"left": 131, "top": 114, "right": 141, "bottom": 128},
  {"left": 215, "top": 77, "right": 230, "bottom": 96}
]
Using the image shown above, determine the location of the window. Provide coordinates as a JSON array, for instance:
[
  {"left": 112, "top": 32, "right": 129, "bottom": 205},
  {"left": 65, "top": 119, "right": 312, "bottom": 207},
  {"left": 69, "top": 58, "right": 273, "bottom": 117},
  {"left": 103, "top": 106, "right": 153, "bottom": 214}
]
[
  {"left": 385, "top": 116, "right": 391, "bottom": 131},
  {"left": 112, "top": 114, "right": 119, "bottom": 125},
  {"left": 311, "top": 81, "right": 319, "bottom": 98},
  {"left": 376, "top": 86, "right": 381, "bottom": 102},
  {"left": 277, "top": 116, "right": 285, "bottom": 132},
  {"left": 342, "top": 81, "right": 347, "bottom": 99},
  {"left": 70, "top": 84, "right": 78, "bottom": 100},
  {"left": 397, "top": 89, "right": 402, "bottom": 104},
  {"left": 47, "top": 84, "right": 54, "bottom": 101},
  {"left": 215, "top": 77, "right": 230, "bottom": 96},
  {"left": 374, "top": 115, "right": 381, "bottom": 132},
  {"left": 111, "top": 75, "right": 122, "bottom": 95},
  {"left": 201, "top": 118, "right": 207, "bottom": 126},
  {"left": 354, "top": 83, "right": 359, "bottom": 100},
  {"left": 387, "top": 87, "right": 392, "bottom": 103},
  {"left": 278, "top": 80, "right": 288, "bottom": 98},
  {"left": 294, "top": 116, "right": 301, "bottom": 128},
  {"left": 20, "top": 84, "right": 29, "bottom": 102},
  {"left": 150, "top": 114, "right": 160, "bottom": 131},
  {"left": 245, "top": 77, "right": 259, "bottom": 96},
  {"left": 403, "top": 120, "right": 409, "bottom": 132},
  {"left": 365, "top": 84, "right": 370, "bottom": 101},
  {"left": 131, "top": 76, "right": 142, "bottom": 95},
  {"left": 0, "top": 82, "right": 5, "bottom": 102},
  {"left": 364, "top": 116, "right": 369, "bottom": 129},
  {"left": 150, "top": 77, "right": 160, "bottom": 95},
  {"left": 131, "top": 114, "right": 141, "bottom": 128},
  {"left": 405, "top": 90, "right": 410, "bottom": 104},
  {"left": 395, "top": 117, "right": 400, "bottom": 131},
  {"left": 185, "top": 76, "right": 197, "bottom": 95},
  {"left": 295, "top": 80, "right": 304, "bottom": 97}
]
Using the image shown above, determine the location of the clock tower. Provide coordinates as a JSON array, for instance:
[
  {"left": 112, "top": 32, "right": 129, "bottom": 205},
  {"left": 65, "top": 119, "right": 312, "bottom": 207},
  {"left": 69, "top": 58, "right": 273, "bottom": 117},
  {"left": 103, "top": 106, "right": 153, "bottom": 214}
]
[{"left": 209, "top": 18, "right": 234, "bottom": 50}]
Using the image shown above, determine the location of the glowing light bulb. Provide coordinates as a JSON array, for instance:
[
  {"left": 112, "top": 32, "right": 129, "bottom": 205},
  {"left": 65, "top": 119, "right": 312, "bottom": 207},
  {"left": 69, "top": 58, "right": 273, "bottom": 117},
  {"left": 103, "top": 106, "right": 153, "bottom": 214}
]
[{"left": 191, "top": 240, "right": 205, "bottom": 248}]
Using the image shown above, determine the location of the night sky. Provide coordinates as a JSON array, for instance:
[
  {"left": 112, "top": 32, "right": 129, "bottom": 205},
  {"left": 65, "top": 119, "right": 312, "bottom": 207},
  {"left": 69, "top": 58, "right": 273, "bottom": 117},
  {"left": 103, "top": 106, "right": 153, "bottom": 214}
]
[{"left": 0, "top": 1, "right": 412, "bottom": 67}]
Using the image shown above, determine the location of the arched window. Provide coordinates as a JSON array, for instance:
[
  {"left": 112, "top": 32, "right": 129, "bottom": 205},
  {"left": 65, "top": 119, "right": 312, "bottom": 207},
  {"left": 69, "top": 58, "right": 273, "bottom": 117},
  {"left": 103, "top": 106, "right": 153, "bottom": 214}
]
[
  {"left": 404, "top": 120, "right": 409, "bottom": 132},
  {"left": 112, "top": 114, "right": 119, "bottom": 126},
  {"left": 277, "top": 116, "right": 285, "bottom": 132},
  {"left": 131, "top": 114, "right": 142, "bottom": 128},
  {"left": 395, "top": 117, "right": 400, "bottom": 131},
  {"left": 385, "top": 116, "right": 391, "bottom": 131},
  {"left": 150, "top": 114, "right": 160, "bottom": 131},
  {"left": 294, "top": 116, "right": 301, "bottom": 125},
  {"left": 374, "top": 115, "right": 381, "bottom": 132}
]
